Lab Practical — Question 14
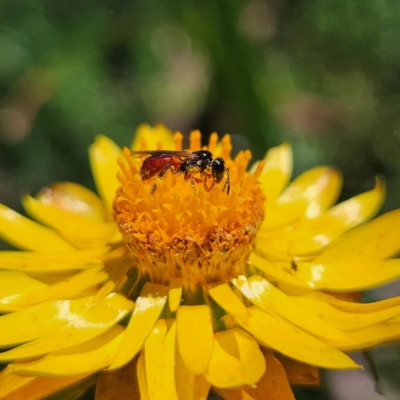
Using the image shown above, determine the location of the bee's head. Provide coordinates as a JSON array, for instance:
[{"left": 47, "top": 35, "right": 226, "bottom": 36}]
[{"left": 211, "top": 158, "right": 225, "bottom": 182}]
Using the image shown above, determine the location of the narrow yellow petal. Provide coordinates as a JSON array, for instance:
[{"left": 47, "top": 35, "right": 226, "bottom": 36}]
[
  {"left": 23, "top": 195, "right": 119, "bottom": 248},
  {"left": 0, "top": 293, "right": 133, "bottom": 362},
  {"left": 0, "top": 367, "right": 36, "bottom": 399},
  {"left": 203, "top": 327, "right": 266, "bottom": 388},
  {"left": 310, "top": 291, "right": 400, "bottom": 313},
  {"left": 193, "top": 375, "right": 211, "bottom": 400},
  {"left": 0, "top": 203, "right": 75, "bottom": 252},
  {"left": 251, "top": 143, "right": 293, "bottom": 201},
  {"left": 315, "top": 208, "right": 400, "bottom": 262},
  {"left": 145, "top": 319, "right": 178, "bottom": 400},
  {"left": 234, "top": 307, "right": 359, "bottom": 369},
  {"left": 176, "top": 305, "right": 213, "bottom": 374},
  {"left": 214, "top": 350, "right": 295, "bottom": 400},
  {"left": 208, "top": 283, "right": 249, "bottom": 317},
  {"left": 175, "top": 342, "right": 195, "bottom": 400},
  {"left": 35, "top": 182, "right": 108, "bottom": 221},
  {"left": 9, "top": 325, "right": 124, "bottom": 376},
  {"left": 326, "top": 176, "right": 384, "bottom": 225},
  {"left": 232, "top": 275, "right": 348, "bottom": 341},
  {"left": 137, "top": 351, "right": 150, "bottom": 400},
  {"left": 168, "top": 278, "right": 182, "bottom": 312},
  {"left": 109, "top": 283, "right": 168, "bottom": 370},
  {"left": 174, "top": 347, "right": 211, "bottom": 400},
  {"left": 0, "top": 296, "right": 94, "bottom": 347},
  {"left": 0, "top": 271, "right": 48, "bottom": 311},
  {"left": 11, "top": 266, "right": 109, "bottom": 306},
  {"left": 131, "top": 123, "right": 175, "bottom": 151},
  {"left": 291, "top": 294, "right": 400, "bottom": 332},
  {"left": 325, "top": 319, "right": 400, "bottom": 351},
  {"left": 89, "top": 135, "right": 122, "bottom": 211},
  {"left": 278, "top": 177, "right": 385, "bottom": 256},
  {"left": 295, "top": 259, "right": 400, "bottom": 290},
  {"left": 0, "top": 247, "right": 108, "bottom": 272},
  {"left": 96, "top": 357, "right": 141, "bottom": 400},
  {"left": 278, "top": 166, "right": 342, "bottom": 218},
  {"left": 0, "top": 373, "right": 92, "bottom": 400}
]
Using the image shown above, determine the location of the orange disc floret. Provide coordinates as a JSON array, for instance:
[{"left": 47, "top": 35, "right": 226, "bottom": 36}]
[{"left": 113, "top": 132, "right": 265, "bottom": 290}]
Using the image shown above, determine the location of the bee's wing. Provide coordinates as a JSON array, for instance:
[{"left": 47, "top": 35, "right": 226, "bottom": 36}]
[{"left": 130, "top": 150, "right": 196, "bottom": 159}]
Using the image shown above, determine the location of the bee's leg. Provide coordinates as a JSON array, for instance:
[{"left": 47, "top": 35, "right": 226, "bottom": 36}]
[
  {"left": 202, "top": 174, "right": 208, "bottom": 190},
  {"left": 184, "top": 173, "right": 198, "bottom": 196},
  {"left": 203, "top": 174, "right": 216, "bottom": 192},
  {"left": 151, "top": 163, "right": 174, "bottom": 194},
  {"left": 151, "top": 182, "right": 158, "bottom": 194},
  {"left": 158, "top": 163, "right": 175, "bottom": 179},
  {"left": 221, "top": 167, "right": 230, "bottom": 194}
]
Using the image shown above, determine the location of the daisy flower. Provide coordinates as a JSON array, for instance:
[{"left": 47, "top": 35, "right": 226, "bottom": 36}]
[{"left": 1, "top": 123, "right": 400, "bottom": 400}]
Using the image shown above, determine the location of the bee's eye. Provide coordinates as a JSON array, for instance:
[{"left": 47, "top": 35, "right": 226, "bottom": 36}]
[{"left": 212, "top": 158, "right": 225, "bottom": 181}]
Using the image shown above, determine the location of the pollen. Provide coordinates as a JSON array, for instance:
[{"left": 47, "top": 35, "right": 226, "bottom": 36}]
[{"left": 113, "top": 132, "right": 265, "bottom": 291}]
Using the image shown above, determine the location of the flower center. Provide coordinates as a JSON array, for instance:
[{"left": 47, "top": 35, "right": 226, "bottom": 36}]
[{"left": 113, "top": 131, "right": 265, "bottom": 291}]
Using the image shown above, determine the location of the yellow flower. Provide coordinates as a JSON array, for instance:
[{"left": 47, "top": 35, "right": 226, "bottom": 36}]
[{"left": 1, "top": 123, "right": 400, "bottom": 399}]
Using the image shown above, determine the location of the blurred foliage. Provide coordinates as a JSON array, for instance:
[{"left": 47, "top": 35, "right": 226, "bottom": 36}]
[
  {"left": 1, "top": 1, "right": 400, "bottom": 398},
  {"left": 1, "top": 0, "right": 400, "bottom": 208}
]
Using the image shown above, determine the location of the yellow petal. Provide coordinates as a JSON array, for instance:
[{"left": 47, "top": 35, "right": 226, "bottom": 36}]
[
  {"left": 294, "top": 259, "right": 400, "bottom": 290},
  {"left": 11, "top": 266, "right": 109, "bottom": 306},
  {"left": 208, "top": 283, "right": 249, "bottom": 317},
  {"left": 259, "top": 198, "right": 308, "bottom": 230},
  {"left": 214, "top": 350, "right": 295, "bottom": 400},
  {"left": 175, "top": 343, "right": 195, "bottom": 400},
  {"left": 35, "top": 182, "right": 108, "bottom": 221},
  {"left": 175, "top": 345, "right": 211, "bottom": 400},
  {"left": 0, "top": 271, "right": 48, "bottom": 312},
  {"left": 310, "top": 291, "right": 400, "bottom": 313},
  {"left": 249, "top": 253, "right": 309, "bottom": 290},
  {"left": 0, "top": 203, "right": 75, "bottom": 252},
  {"left": 131, "top": 123, "right": 175, "bottom": 151},
  {"left": 290, "top": 294, "right": 400, "bottom": 332},
  {"left": 203, "top": 327, "right": 266, "bottom": 388},
  {"left": 0, "top": 367, "right": 36, "bottom": 399},
  {"left": 168, "top": 278, "right": 182, "bottom": 312},
  {"left": 109, "top": 282, "right": 168, "bottom": 370},
  {"left": 0, "top": 247, "right": 108, "bottom": 272},
  {"left": 192, "top": 375, "right": 211, "bottom": 400},
  {"left": 0, "top": 293, "right": 133, "bottom": 362},
  {"left": 326, "top": 176, "right": 384, "bottom": 225},
  {"left": 278, "top": 166, "right": 342, "bottom": 218},
  {"left": 96, "top": 357, "right": 141, "bottom": 400},
  {"left": 315, "top": 208, "right": 400, "bottom": 263},
  {"left": 176, "top": 305, "right": 213, "bottom": 374},
  {"left": 0, "top": 296, "right": 95, "bottom": 347},
  {"left": 0, "top": 373, "right": 92, "bottom": 400},
  {"left": 326, "top": 319, "right": 400, "bottom": 351},
  {"left": 145, "top": 319, "right": 178, "bottom": 400},
  {"left": 22, "top": 195, "right": 119, "bottom": 248},
  {"left": 234, "top": 307, "right": 359, "bottom": 369},
  {"left": 251, "top": 143, "right": 293, "bottom": 201},
  {"left": 279, "top": 177, "right": 385, "bottom": 256},
  {"left": 137, "top": 351, "right": 150, "bottom": 400},
  {"left": 9, "top": 325, "right": 124, "bottom": 376},
  {"left": 89, "top": 135, "right": 122, "bottom": 211},
  {"left": 232, "top": 275, "right": 347, "bottom": 341}
]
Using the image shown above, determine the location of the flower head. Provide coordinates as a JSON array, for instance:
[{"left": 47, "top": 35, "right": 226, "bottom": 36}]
[
  {"left": 114, "top": 131, "right": 264, "bottom": 291},
  {"left": 1, "top": 124, "right": 400, "bottom": 400}
]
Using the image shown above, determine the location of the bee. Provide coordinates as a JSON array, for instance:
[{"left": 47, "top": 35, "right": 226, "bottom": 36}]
[{"left": 131, "top": 150, "right": 230, "bottom": 195}]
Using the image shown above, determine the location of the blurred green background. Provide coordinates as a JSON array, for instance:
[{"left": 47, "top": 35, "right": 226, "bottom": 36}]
[{"left": 1, "top": 1, "right": 400, "bottom": 399}]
